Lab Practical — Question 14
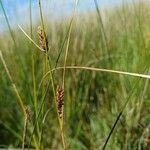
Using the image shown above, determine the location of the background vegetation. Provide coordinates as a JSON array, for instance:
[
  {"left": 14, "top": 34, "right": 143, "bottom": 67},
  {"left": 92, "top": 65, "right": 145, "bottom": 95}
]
[{"left": 0, "top": 0, "right": 150, "bottom": 149}]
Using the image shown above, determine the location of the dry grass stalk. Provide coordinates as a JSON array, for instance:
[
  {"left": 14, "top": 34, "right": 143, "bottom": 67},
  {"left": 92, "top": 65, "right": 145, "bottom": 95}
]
[
  {"left": 37, "top": 26, "right": 48, "bottom": 51},
  {"left": 22, "top": 106, "right": 32, "bottom": 150},
  {"left": 56, "top": 85, "right": 64, "bottom": 120},
  {"left": 143, "top": 127, "right": 150, "bottom": 147}
]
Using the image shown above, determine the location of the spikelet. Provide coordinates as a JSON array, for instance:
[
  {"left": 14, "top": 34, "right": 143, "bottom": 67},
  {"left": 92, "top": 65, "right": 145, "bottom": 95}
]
[
  {"left": 143, "top": 127, "right": 150, "bottom": 147},
  {"left": 22, "top": 105, "right": 32, "bottom": 150},
  {"left": 56, "top": 85, "right": 64, "bottom": 119},
  {"left": 37, "top": 26, "right": 48, "bottom": 51},
  {"left": 24, "top": 105, "right": 32, "bottom": 122}
]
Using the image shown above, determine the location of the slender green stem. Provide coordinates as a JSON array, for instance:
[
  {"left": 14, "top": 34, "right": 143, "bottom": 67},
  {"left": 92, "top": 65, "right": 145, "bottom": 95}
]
[
  {"left": 62, "top": 22, "right": 72, "bottom": 89},
  {"left": 62, "top": 1, "right": 78, "bottom": 89},
  {"left": 22, "top": 114, "right": 28, "bottom": 150},
  {"left": 29, "top": 0, "right": 32, "bottom": 38},
  {"left": 0, "top": 51, "right": 25, "bottom": 114},
  {"left": 31, "top": 54, "right": 40, "bottom": 145},
  {"left": 32, "top": 54, "right": 38, "bottom": 118},
  {"left": 0, "top": 51, "right": 28, "bottom": 150},
  {"left": 55, "top": 17, "right": 73, "bottom": 69},
  {"left": 38, "top": 0, "right": 45, "bottom": 34},
  {"left": 102, "top": 78, "right": 141, "bottom": 149},
  {"left": 38, "top": 0, "right": 66, "bottom": 148},
  {"left": 94, "top": 0, "right": 112, "bottom": 65},
  {"left": 28, "top": 79, "right": 50, "bottom": 149},
  {"left": 0, "top": 0, "right": 17, "bottom": 47},
  {"left": 18, "top": 25, "right": 45, "bottom": 52}
]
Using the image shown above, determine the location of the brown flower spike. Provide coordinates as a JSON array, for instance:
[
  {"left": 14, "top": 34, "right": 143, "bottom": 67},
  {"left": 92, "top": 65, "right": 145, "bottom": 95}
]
[
  {"left": 37, "top": 26, "right": 49, "bottom": 51},
  {"left": 56, "top": 85, "right": 64, "bottom": 119}
]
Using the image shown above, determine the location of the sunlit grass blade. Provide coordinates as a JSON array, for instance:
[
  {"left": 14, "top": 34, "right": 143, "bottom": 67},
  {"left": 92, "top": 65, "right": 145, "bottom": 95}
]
[
  {"left": 41, "top": 66, "right": 150, "bottom": 84},
  {"left": 18, "top": 25, "right": 45, "bottom": 52}
]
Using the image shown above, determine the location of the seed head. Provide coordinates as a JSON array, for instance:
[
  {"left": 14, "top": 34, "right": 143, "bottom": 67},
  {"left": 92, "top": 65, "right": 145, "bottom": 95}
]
[
  {"left": 56, "top": 85, "right": 64, "bottom": 119},
  {"left": 37, "top": 26, "right": 48, "bottom": 51},
  {"left": 24, "top": 105, "right": 32, "bottom": 122}
]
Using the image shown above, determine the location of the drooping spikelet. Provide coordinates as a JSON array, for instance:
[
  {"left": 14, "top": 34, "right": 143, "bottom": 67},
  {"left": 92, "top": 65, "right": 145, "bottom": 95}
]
[
  {"left": 37, "top": 26, "right": 49, "bottom": 51},
  {"left": 56, "top": 85, "right": 64, "bottom": 119}
]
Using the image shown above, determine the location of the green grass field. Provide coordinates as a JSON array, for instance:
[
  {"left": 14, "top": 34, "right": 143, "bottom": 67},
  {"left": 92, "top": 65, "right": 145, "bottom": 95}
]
[{"left": 1, "top": 0, "right": 150, "bottom": 149}]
